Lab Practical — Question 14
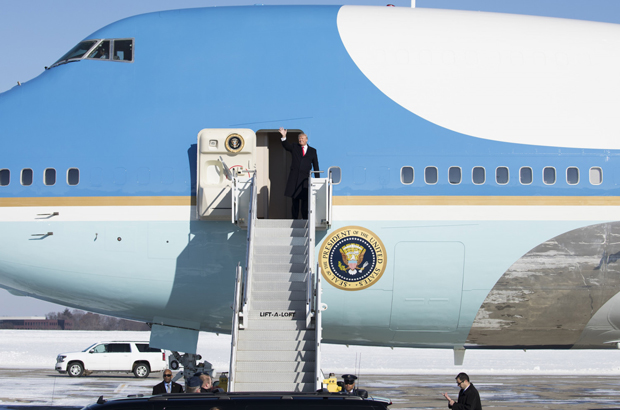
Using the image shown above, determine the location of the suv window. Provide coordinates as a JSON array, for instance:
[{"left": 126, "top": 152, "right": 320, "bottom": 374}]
[
  {"left": 136, "top": 343, "right": 161, "bottom": 353},
  {"left": 92, "top": 344, "right": 107, "bottom": 353},
  {"left": 107, "top": 343, "right": 131, "bottom": 353}
]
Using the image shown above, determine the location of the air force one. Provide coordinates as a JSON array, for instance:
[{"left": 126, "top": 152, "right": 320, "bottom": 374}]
[{"left": 2, "top": 5, "right": 620, "bottom": 359}]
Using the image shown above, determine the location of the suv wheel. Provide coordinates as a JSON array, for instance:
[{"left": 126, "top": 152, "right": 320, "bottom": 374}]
[
  {"left": 67, "top": 362, "right": 84, "bottom": 377},
  {"left": 133, "top": 363, "right": 150, "bottom": 378}
]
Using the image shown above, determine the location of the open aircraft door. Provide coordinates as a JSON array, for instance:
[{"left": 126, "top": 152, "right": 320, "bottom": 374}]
[{"left": 197, "top": 129, "right": 256, "bottom": 223}]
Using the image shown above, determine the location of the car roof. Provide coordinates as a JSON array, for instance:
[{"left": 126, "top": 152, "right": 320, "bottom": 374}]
[{"left": 88, "top": 392, "right": 391, "bottom": 409}]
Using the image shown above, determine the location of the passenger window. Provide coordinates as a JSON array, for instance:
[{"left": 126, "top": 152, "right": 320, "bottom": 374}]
[
  {"left": 44, "top": 168, "right": 56, "bottom": 186},
  {"left": 87, "top": 40, "right": 110, "bottom": 60},
  {"left": 92, "top": 344, "right": 107, "bottom": 353},
  {"left": 520, "top": 167, "right": 532, "bottom": 185},
  {"left": 0, "top": 169, "right": 9, "bottom": 186},
  {"left": 589, "top": 167, "right": 603, "bottom": 185},
  {"left": 566, "top": 167, "right": 579, "bottom": 185},
  {"left": 472, "top": 167, "right": 485, "bottom": 185},
  {"left": 108, "top": 343, "right": 131, "bottom": 353},
  {"left": 329, "top": 167, "right": 342, "bottom": 184},
  {"left": 67, "top": 168, "right": 80, "bottom": 186},
  {"left": 136, "top": 344, "right": 161, "bottom": 353},
  {"left": 113, "top": 39, "right": 134, "bottom": 61},
  {"left": 543, "top": 167, "right": 556, "bottom": 185},
  {"left": 425, "top": 166, "right": 438, "bottom": 184},
  {"left": 400, "top": 166, "right": 414, "bottom": 184},
  {"left": 21, "top": 169, "right": 33, "bottom": 186},
  {"left": 448, "top": 167, "right": 461, "bottom": 184},
  {"left": 496, "top": 167, "right": 509, "bottom": 185}
]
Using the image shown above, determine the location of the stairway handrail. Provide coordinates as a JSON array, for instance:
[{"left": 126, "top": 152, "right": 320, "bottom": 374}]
[
  {"left": 315, "top": 266, "right": 323, "bottom": 391},
  {"left": 308, "top": 172, "right": 329, "bottom": 391},
  {"left": 242, "top": 173, "right": 258, "bottom": 316},
  {"left": 228, "top": 263, "right": 243, "bottom": 392},
  {"left": 230, "top": 172, "right": 257, "bottom": 393}
]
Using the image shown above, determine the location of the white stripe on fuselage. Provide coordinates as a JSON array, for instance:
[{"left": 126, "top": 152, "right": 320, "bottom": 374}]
[
  {"left": 337, "top": 6, "right": 620, "bottom": 150},
  {"left": 0, "top": 204, "right": 618, "bottom": 222}
]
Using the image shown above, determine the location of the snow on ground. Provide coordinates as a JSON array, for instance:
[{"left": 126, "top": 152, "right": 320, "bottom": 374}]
[{"left": 1, "top": 329, "right": 620, "bottom": 375}]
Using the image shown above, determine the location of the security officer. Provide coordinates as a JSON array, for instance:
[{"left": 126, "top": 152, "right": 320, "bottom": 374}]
[{"left": 340, "top": 375, "right": 368, "bottom": 398}]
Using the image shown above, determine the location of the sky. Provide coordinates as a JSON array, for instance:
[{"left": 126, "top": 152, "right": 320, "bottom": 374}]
[{"left": 1, "top": 0, "right": 620, "bottom": 315}]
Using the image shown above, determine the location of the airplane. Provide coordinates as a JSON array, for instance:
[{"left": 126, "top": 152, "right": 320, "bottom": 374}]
[{"left": 1, "top": 4, "right": 620, "bottom": 363}]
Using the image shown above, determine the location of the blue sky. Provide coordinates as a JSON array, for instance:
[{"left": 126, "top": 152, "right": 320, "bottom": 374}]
[{"left": 1, "top": 0, "right": 620, "bottom": 316}]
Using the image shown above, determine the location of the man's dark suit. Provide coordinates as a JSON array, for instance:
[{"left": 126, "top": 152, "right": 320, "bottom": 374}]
[
  {"left": 152, "top": 380, "right": 184, "bottom": 394},
  {"left": 449, "top": 384, "right": 482, "bottom": 410},
  {"left": 282, "top": 139, "right": 320, "bottom": 219}
]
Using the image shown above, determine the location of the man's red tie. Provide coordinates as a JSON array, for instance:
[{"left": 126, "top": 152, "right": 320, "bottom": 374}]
[{"left": 303, "top": 147, "right": 306, "bottom": 156}]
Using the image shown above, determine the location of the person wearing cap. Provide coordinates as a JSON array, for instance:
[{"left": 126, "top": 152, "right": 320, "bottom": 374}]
[
  {"left": 341, "top": 374, "right": 358, "bottom": 395},
  {"left": 185, "top": 375, "right": 203, "bottom": 393},
  {"left": 443, "top": 372, "right": 482, "bottom": 410},
  {"left": 339, "top": 374, "right": 367, "bottom": 397},
  {"left": 152, "top": 370, "right": 184, "bottom": 394}
]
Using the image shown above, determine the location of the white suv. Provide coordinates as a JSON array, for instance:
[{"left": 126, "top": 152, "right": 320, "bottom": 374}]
[{"left": 55, "top": 341, "right": 167, "bottom": 378}]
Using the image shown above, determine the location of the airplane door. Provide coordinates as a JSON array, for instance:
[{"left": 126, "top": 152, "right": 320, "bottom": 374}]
[
  {"left": 390, "top": 242, "right": 464, "bottom": 332},
  {"left": 197, "top": 129, "right": 256, "bottom": 221}
]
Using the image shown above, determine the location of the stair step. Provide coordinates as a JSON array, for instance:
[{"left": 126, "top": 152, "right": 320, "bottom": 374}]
[
  {"left": 246, "top": 318, "right": 308, "bottom": 330},
  {"left": 252, "top": 272, "right": 307, "bottom": 282},
  {"left": 252, "top": 290, "right": 306, "bottom": 302},
  {"left": 254, "top": 254, "right": 307, "bottom": 264},
  {"left": 236, "top": 350, "right": 316, "bottom": 362},
  {"left": 238, "top": 329, "right": 313, "bottom": 341},
  {"left": 251, "top": 300, "right": 306, "bottom": 310},
  {"left": 252, "top": 281, "right": 306, "bottom": 292},
  {"left": 233, "top": 371, "right": 315, "bottom": 383},
  {"left": 246, "top": 309, "right": 307, "bottom": 330},
  {"left": 254, "top": 236, "right": 308, "bottom": 247},
  {"left": 235, "top": 361, "right": 315, "bottom": 373},
  {"left": 254, "top": 245, "right": 307, "bottom": 256},
  {"left": 237, "top": 340, "right": 316, "bottom": 351},
  {"left": 253, "top": 262, "right": 307, "bottom": 274},
  {"left": 256, "top": 219, "right": 308, "bottom": 228},
  {"left": 232, "top": 382, "right": 315, "bottom": 392},
  {"left": 254, "top": 228, "right": 308, "bottom": 238}
]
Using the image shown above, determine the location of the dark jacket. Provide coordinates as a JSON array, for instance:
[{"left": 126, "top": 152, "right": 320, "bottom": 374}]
[
  {"left": 152, "top": 381, "right": 184, "bottom": 395},
  {"left": 449, "top": 384, "right": 482, "bottom": 410},
  {"left": 282, "top": 139, "right": 319, "bottom": 198}
]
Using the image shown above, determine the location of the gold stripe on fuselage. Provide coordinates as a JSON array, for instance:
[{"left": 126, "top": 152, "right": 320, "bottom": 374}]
[
  {"left": 0, "top": 196, "right": 195, "bottom": 207},
  {"left": 333, "top": 196, "right": 620, "bottom": 206},
  {"left": 1, "top": 196, "right": 620, "bottom": 207}
]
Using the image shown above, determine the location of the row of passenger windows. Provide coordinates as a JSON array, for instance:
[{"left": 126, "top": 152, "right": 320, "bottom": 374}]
[
  {"left": 0, "top": 168, "right": 79, "bottom": 186},
  {"left": 400, "top": 166, "right": 603, "bottom": 185},
  {"left": 0, "top": 166, "right": 605, "bottom": 187}
]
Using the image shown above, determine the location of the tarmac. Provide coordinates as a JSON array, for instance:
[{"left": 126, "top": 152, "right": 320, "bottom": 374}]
[{"left": 0, "top": 370, "right": 618, "bottom": 410}]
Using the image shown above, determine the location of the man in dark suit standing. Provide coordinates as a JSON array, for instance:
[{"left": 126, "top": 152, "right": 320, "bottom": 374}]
[
  {"left": 443, "top": 372, "right": 482, "bottom": 410},
  {"left": 279, "top": 127, "right": 320, "bottom": 219},
  {"left": 152, "top": 370, "right": 184, "bottom": 394}
]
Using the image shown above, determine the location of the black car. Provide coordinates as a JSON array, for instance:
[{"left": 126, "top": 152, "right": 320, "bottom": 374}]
[{"left": 84, "top": 392, "right": 392, "bottom": 410}]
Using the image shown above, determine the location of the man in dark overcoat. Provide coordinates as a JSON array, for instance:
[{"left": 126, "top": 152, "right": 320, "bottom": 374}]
[
  {"left": 443, "top": 372, "right": 482, "bottom": 410},
  {"left": 152, "top": 370, "right": 184, "bottom": 394},
  {"left": 279, "top": 127, "right": 320, "bottom": 219}
]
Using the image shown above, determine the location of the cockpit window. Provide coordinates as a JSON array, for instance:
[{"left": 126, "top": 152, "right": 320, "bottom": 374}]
[
  {"left": 87, "top": 40, "right": 110, "bottom": 60},
  {"left": 50, "top": 38, "right": 134, "bottom": 68},
  {"left": 52, "top": 40, "right": 98, "bottom": 66},
  {"left": 113, "top": 39, "right": 133, "bottom": 61}
]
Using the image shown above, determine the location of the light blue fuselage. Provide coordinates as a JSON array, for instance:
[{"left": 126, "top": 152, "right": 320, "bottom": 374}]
[{"left": 1, "top": 5, "right": 620, "bottom": 350}]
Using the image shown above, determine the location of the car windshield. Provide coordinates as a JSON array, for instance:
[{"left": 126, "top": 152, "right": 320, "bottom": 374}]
[
  {"left": 82, "top": 343, "right": 98, "bottom": 352},
  {"left": 52, "top": 40, "right": 98, "bottom": 67}
]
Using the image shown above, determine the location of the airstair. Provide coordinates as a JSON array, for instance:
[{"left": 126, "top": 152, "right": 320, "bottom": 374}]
[{"left": 228, "top": 171, "right": 332, "bottom": 392}]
